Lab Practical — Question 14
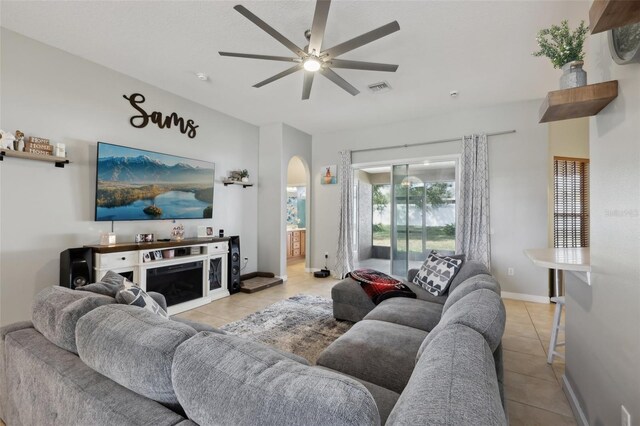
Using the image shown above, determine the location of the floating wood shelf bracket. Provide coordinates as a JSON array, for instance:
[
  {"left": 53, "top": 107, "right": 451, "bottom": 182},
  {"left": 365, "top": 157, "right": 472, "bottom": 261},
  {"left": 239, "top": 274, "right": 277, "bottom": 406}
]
[
  {"left": 0, "top": 149, "right": 70, "bottom": 168},
  {"left": 223, "top": 179, "right": 254, "bottom": 188},
  {"left": 539, "top": 81, "right": 618, "bottom": 123},
  {"left": 590, "top": 0, "right": 640, "bottom": 34}
]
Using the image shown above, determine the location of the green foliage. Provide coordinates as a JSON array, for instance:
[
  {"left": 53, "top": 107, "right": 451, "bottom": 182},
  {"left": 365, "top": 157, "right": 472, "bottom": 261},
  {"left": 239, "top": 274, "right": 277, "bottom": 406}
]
[
  {"left": 425, "top": 182, "right": 452, "bottom": 207},
  {"left": 532, "top": 20, "right": 589, "bottom": 69},
  {"left": 372, "top": 184, "right": 390, "bottom": 214},
  {"left": 443, "top": 223, "right": 455, "bottom": 237},
  {"left": 143, "top": 205, "right": 162, "bottom": 216}
]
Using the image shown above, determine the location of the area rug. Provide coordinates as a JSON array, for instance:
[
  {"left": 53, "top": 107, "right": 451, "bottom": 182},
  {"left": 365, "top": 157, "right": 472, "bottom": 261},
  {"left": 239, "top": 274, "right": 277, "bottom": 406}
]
[{"left": 220, "top": 294, "right": 352, "bottom": 364}]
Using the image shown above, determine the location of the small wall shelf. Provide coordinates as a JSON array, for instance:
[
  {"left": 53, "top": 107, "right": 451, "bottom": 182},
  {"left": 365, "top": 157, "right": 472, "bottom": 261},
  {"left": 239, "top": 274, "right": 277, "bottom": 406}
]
[
  {"left": 0, "top": 149, "right": 70, "bottom": 168},
  {"left": 223, "top": 179, "right": 254, "bottom": 188},
  {"left": 589, "top": 0, "right": 640, "bottom": 34},
  {"left": 539, "top": 81, "right": 618, "bottom": 123}
]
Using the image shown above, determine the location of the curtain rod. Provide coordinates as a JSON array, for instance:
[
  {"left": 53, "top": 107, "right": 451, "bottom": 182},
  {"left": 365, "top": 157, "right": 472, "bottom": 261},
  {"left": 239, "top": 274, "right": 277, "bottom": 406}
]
[{"left": 350, "top": 130, "right": 516, "bottom": 154}]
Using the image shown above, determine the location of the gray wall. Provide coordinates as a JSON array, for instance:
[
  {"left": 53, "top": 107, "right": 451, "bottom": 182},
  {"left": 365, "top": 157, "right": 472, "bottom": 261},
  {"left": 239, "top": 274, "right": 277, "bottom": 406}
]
[
  {"left": 0, "top": 30, "right": 259, "bottom": 325},
  {"left": 311, "top": 100, "right": 549, "bottom": 298},
  {"left": 564, "top": 31, "right": 640, "bottom": 424},
  {"left": 258, "top": 123, "right": 312, "bottom": 277}
]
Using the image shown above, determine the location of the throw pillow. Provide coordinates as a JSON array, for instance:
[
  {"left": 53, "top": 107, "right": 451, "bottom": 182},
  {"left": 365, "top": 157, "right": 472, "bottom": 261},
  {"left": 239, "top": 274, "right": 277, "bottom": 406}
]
[
  {"left": 116, "top": 279, "right": 169, "bottom": 318},
  {"left": 412, "top": 251, "right": 464, "bottom": 296}
]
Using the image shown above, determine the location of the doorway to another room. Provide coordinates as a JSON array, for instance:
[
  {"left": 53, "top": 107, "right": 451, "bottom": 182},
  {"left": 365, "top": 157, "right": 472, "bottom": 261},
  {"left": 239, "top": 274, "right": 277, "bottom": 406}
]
[
  {"left": 286, "top": 157, "right": 308, "bottom": 276},
  {"left": 354, "top": 159, "right": 458, "bottom": 278}
]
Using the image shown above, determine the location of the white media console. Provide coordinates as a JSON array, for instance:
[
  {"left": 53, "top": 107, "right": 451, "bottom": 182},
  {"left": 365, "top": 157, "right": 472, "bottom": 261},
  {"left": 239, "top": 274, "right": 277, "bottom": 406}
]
[{"left": 87, "top": 238, "right": 229, "bottom": 315}]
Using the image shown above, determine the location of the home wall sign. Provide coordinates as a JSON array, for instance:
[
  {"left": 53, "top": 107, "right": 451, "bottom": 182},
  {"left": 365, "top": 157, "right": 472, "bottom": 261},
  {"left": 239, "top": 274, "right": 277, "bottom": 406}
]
[{"left": 123, "top": 93, "right": 199, "bottom": 139}]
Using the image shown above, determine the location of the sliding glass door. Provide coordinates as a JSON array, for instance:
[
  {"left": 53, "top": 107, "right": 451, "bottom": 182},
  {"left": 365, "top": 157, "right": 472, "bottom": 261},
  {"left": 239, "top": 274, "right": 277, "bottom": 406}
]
[
  {"left": 391, "top": 161, "right": 457, "bottom": 277},
  {"left": 391, "top": 165, "right": 409, "bottom": 277},
  {"left": 354, "top": 159, "right": 457, "bottom": 278}
]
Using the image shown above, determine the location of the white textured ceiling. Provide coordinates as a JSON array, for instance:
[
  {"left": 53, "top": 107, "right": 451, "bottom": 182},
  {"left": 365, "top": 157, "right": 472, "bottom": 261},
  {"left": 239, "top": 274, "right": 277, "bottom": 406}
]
[{"left": 0, "top": 1, "right": 589, "bottom": 134}]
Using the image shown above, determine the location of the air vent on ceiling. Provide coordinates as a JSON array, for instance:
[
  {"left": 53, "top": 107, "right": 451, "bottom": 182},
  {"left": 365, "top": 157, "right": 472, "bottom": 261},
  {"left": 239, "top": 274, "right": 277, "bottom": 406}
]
[{"left": 367, "top": 81, "right": 392, "bottom": 94}]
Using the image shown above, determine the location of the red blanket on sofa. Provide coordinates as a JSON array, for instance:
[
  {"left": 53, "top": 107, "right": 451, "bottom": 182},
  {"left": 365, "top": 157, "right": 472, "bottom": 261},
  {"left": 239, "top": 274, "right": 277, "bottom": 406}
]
[{"left": 347, "top": 269, "right": 416, "bottom": 305}]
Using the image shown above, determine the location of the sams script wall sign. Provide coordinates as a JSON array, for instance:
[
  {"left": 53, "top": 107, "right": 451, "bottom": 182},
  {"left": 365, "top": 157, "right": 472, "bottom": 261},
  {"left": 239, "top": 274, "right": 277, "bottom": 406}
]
[{"left": 123, "top": 93, "right": 199, "bottom": 139}]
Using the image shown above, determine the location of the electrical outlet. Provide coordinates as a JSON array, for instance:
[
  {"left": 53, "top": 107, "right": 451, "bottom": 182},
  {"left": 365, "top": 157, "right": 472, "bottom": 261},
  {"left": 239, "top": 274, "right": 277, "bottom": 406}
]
[
  {"left": 243, "top": 257, "right": 248, "bottom": 261},
  {"left": 325, "top": 252, "right": 329, "bottom": 258},
  {"left": 507, "top": 268, "right": 515, "bottom": 276},
  {"left": 622, "top": 405, "right": 631, "bottom": 426}
]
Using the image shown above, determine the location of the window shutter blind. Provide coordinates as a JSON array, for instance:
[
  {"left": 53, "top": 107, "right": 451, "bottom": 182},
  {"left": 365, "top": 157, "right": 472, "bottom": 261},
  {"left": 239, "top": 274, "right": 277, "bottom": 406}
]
[{"left": 554, "top": 157, "right": 589, "bottom": 248}]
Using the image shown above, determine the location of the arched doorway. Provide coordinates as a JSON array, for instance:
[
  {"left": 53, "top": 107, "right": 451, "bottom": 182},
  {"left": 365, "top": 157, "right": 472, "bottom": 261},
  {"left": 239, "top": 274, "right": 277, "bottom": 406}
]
[{"left": 285, "top": 156, "right": 310, "bottom": 275}]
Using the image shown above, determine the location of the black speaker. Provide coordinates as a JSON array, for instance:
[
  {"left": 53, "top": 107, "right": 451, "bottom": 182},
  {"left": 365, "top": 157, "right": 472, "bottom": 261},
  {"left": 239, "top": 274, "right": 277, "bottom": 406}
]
[
  {"left": 228, "top": 236, "right": 241, "bottom": 294},
  {"left": 60, "top": 247, "right": 93, "bottom": 289}
]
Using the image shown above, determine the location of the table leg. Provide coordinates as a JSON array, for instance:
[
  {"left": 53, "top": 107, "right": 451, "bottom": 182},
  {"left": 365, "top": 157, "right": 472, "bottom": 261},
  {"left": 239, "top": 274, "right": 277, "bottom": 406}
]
[{"left": 553, "top": 269, "right": 564, "bottom": 297}]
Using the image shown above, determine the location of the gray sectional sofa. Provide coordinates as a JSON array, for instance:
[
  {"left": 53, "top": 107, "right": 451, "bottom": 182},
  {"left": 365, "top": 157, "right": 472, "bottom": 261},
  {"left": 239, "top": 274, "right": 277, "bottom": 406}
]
[
  {"left": 0, "top": 260, "right": 507, "bottom": 425},
  {"left": 320, "top": 261, "right": 508, "bottom": 423}
]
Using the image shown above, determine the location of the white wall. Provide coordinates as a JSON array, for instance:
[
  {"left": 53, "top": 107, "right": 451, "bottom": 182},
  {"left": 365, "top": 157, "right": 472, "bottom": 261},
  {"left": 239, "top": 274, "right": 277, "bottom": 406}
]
[
  {"left": 287, "top": 156, "right": 306, "bottom": 186},
  {"left": 563, "top": 30, "right": 640, "bottom": 424},
  {"left": 0, "top": 30, "right": 259, "bottom": 325},
  {"left": 312, "top": 100, "right": 549, "bottom": 298},
  {"left": 257, "top": 123, "right": 312, "bottom": 277}
]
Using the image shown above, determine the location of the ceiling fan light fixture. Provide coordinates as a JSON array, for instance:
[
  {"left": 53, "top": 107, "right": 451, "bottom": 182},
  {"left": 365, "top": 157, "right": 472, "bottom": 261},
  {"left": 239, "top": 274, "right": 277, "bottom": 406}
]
[{"left": 303, "top": 57, "right": 322, "bottom": 72}]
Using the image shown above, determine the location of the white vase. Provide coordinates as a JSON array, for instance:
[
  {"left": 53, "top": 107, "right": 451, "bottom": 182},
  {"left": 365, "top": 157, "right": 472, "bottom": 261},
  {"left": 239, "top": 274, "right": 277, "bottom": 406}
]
[{"left": 241, "top": 177, "right": 249, "bottom": 183}]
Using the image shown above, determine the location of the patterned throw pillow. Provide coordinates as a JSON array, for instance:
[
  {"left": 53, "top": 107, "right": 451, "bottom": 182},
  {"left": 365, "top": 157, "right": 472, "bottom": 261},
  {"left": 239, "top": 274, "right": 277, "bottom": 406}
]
[
  {"left": 412, "top": 251, "right": 464, "bottom": 296},
  {"left": 116, "top": 279, "right": 169, "bottom": 318}
]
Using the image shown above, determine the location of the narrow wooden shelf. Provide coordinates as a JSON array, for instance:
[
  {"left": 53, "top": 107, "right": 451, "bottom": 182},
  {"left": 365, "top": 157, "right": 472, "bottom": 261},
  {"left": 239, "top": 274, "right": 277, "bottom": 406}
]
[
  {"left": 223, "top": 179, "right": 254, "bottom": 188},
  {"left": 590, "top": 0, "right": 640, "bottom": 34},
  {"left": 0, "top": 149, "right": 70, "bottom": 168},
  {"left": 539, "top": 81, "right": 618, "bottom": 123}
]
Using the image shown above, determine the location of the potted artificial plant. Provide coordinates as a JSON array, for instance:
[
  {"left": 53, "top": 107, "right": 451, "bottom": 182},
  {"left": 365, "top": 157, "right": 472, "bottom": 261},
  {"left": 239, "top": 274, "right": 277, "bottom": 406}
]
[{"left": 533, "top": 20, "right": 589, "bottom": 89}]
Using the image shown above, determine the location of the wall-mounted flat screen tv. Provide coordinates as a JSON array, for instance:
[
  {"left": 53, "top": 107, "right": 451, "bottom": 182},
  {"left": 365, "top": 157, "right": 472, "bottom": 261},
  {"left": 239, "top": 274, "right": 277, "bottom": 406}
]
[{"left": 95, "top": 142, "right": 214, "bottom": 221}]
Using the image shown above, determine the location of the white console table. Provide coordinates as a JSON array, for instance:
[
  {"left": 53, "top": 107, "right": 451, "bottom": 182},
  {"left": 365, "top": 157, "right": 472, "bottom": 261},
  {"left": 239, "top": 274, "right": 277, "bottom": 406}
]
[{"left": 86, "top": 238, "right": 229, "bottom": 315}]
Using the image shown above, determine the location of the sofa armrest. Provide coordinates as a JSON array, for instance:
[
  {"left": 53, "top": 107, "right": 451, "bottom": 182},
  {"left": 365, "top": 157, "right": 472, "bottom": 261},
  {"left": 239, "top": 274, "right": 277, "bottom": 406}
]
[
  {"left": 407, "top": 268, "right": 419, "bottom": 283},
  {"left": 147, "top": 292, "right": 167, "bottom": 312}
]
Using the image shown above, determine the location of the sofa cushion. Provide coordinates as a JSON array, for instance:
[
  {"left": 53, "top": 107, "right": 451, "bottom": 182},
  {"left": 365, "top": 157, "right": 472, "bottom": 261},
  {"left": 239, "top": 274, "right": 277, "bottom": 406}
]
[
  {"left": 4, "top": 328, "right": 188, "bottom": 426},
  {"left": 76, "top": 304, "right": 197, "bottom": 409},
  {"left": 171, "top": 316, "right": 227, "bottom": 334},
  {"left": 316, "top": 366, "right": 400, "bottom": 424},
  {"left": 418, "top": 289, "right": 505, "bottom": 360},
  {"left": 172, "top": 332, "right": 380, "bottom": 426},
  {"left": 412, "top": 251, "right": 464, "bottom": 296},
  {"left": 442, "top": 274, "right": 500, "bottom": 314},
  {"left": 316, "top": 319, "right": 428, "bottom": 393},
  {"left": 76, "top": 270, "right": 126, "bottom": 297},
  {"left": 363, "top": 298, "right": 443, "bottom": 332},
  {"left": 332, "top": 278, "right": 377, "bottom": 322},
  {"left": 447, "top": 260, "right": 490, "bottom": 295},
  {"left": 31, "top": 286, "right": 115, "bottom": 354},
  {"left": 387, "top": 324, "right": 506, "bottom": 426}
]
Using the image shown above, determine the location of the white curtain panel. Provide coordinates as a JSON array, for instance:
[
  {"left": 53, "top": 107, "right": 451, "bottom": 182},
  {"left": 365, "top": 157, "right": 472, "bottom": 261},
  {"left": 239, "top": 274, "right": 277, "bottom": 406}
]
[
  {"left": 456, "top": 134, "right": 491, "bottom": 269},
  {"left": 334, "top": 150, "right": 354, "bottom": 279}
]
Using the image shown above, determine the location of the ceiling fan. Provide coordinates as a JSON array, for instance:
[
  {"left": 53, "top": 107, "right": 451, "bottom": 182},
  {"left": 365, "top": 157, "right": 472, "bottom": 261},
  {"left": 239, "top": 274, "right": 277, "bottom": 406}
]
[{"left": 219, "top": 0, "right": 400, "bottom": 100}]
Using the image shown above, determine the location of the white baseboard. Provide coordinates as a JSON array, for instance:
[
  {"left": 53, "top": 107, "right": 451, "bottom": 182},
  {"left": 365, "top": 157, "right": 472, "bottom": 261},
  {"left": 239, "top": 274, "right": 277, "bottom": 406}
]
[
  {"left": 501, "top": 291, "right": 550, "bottom": 304},
  {"left": 278, "top": 275, "right": 288, "bottom": 282},
  {"left": 562, "top": 374, "right": 588, "bottom": 426},
  {"left": 306, "top": 268, "right": 321, "bottom": 273}
]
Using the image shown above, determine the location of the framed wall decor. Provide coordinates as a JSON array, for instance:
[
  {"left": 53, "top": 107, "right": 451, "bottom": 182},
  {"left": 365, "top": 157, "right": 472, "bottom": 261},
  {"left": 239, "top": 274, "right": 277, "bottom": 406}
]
[{"left": 321, "top": 165, "right": 337, "bottom": 185}]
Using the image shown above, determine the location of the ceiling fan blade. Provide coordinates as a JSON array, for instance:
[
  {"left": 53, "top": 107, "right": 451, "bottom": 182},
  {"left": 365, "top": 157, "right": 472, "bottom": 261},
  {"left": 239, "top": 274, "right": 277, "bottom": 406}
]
[
  {"left": 233, "top": 5, "right": 306, "bottom": 57},
  {"left": 322, "top": 21, "right": 400, "bottom": 59},
  {"left": 328, "top": 59, "right": 398, "bottom": 72},
  {"left": 319, "top": 68, "right": 359, "bottom": 96},
  {"left": 253, "top": 64, "right": 303, "bottom": 88},
  {"left": 302, "top": 71, "right": 315, "bottom": 100},
  {"left": 308, "top": 0, "right": 331, "bottom": 55},
  {"left": 219, "top": 52, "right": 300, "bottom": 63}
]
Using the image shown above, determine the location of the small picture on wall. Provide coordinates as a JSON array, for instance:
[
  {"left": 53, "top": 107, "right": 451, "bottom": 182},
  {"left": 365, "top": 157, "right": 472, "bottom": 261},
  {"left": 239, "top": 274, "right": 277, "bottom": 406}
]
[
  {"left": 206, "top": 227, "right": 214, "bottom": 236},
  {"left": 321, "top": 165, "right": 337, "bottom": 185}
]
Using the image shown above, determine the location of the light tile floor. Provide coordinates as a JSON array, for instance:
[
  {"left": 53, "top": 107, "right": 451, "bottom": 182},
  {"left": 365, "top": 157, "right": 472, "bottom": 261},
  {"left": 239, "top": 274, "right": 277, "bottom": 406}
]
[{"left": 0, "top": 261, "right": 573, "bottom": 426}]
